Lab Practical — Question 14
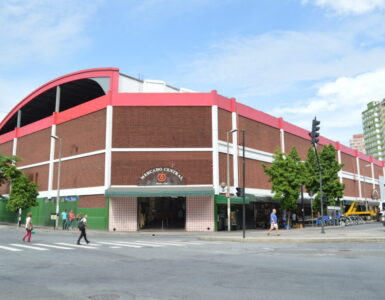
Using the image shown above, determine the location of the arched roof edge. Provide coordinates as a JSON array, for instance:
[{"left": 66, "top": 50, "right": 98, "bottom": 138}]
[{"left": 0, "top": 67, "right": 119, "bottom": 130}]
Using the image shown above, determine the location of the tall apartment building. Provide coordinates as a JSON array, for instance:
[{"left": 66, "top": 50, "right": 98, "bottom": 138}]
[
  {"left": 362, "top": 100, "right": 385, "bottom": 160},
  {"left": 349, "top": 134, "right": 366, "bottom": 154}
]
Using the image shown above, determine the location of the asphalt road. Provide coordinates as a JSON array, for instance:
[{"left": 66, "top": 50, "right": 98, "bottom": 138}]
[{"left": 0, "top": 225, "right": 384, "bottom": 300}]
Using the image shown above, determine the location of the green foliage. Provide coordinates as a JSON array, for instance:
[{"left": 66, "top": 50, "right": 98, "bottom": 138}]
[
  {"left": 304, "top": 145, "right": 344, "bottom": 210},
  {"left": 263, "top": 147, "right": 305, "bottom": 216},
  {"left": 6, "top": 174, "right": 39, "bottom": 212},
  {"left": 0, "top": 153, "right": 39, "bottom": 213}
]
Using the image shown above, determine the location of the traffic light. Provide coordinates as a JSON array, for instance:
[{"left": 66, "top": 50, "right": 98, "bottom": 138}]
[
  {"left": 236, "top": 187, "right": 245, "bottom": 197},
  {"left": 309, "top": 117, "right": 320, "bottom": 145}
]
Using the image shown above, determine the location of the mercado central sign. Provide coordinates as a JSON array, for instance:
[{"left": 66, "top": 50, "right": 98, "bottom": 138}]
[{"left": 138, "top": 167, "right": 185, "bottom": 186}]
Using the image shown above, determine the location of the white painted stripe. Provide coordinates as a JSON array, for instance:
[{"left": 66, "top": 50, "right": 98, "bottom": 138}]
[
  {"left": 109, "top": 246, "right": 121, "bottom": 249},
  {"left": 114, "top": 241, "right": 165, "bottom": 247},
  {"left": 232, "top": 111, "right": 239, "bottom": 187},
  {"left": 56, "top": 243, "right": 97, "bottom": 249},
  {"left": 158, "top": 240, "right": 205, "bottom": 245},
  {"left": 212, "top": 105, "right": 219, "bottom": 194},
  {"left": 111, "top": 148, "right": 213, "bottom": 152},
  {"left": 98, "top": 242, "right": 142, "bottom": 248},
  {"left": 105, "top": 105, "right": 113, "bottom": 188},
  {"left": 10, "top": 244, "right": 49, "bottom": 251},
  {"left": 135, "top": 241, "right": 185, "bottom": 246},
  {"left": 0, "top": 245, "right": 22, "bottom": 252},
  {"left": 38, "top": 186, "right": 106, "bottom": 198},
  {"left": 34, "top": 243, "right": 74, "bottom": 250},
  {"left": 19, "top": 150, "right": 106, "bottom": 171}
]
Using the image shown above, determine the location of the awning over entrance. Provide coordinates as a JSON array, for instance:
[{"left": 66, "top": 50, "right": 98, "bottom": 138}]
[
  {"left": 105, "top": 186, "right": 215, "bottom": 197},
  {"left": 215, "top": 195, "right": 251, "bottom": 204},
  {"left": 215, "top": 194, "right": 281, "bottom": 204}
]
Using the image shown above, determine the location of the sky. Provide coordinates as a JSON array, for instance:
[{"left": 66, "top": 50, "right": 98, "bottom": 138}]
[{"left": 1, "top": 0, "right": 385, "bottom": 146}]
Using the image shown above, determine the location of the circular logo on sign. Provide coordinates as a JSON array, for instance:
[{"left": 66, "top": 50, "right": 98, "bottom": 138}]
[{"left": 157, "top": 173, "right": 167, "bottom": 183}]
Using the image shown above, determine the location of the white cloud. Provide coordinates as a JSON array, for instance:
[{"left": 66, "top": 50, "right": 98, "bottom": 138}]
[
  {"left": 181, "top": 23, "right": 385, "bottom": 98},
  {"left": 303, "top": 0, "right": 385, "bottom": 15},
  {"left": 274, "top": 69, "right": 385, "bottom": 144},
  {"left": 0, "top": 0, "right": 103, "bottom": 68}
]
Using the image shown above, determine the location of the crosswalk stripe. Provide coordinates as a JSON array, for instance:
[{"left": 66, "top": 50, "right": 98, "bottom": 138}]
[
  {"left": 115, "top": 241, "right": 165, "bottom": 247},
  {"left": 134, "top": 241, "right": 185, "bottom": 246},
  {"left": 56, "top": 243, "right": 97, "bottom": 249},
  {"left": 0, "top": 245, "right": 23, "bottom": 252},
  {"left": 161, "top": 241, "right": 205, "bottom": 245},
  {"left": 34, "top": 243, "right": 74, "bottom": 250},
  {"left": 98, "top": 242, "right": 142, "bottom": 248},
  {"left": 10, "top": 244, "right": 49, "bottom": 251}
]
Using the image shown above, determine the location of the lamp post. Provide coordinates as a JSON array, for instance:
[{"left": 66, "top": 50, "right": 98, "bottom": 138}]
[
  {"left": 226, "top": 129, "right": 238, "bottom": 231},
  {"left": 51, "top": 135, "right": 62, "bottom": 229}
]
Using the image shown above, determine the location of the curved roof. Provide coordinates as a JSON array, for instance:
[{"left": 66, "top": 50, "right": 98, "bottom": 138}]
[{"left": 0, "top": 68, "right": 119, "bottom": 134}]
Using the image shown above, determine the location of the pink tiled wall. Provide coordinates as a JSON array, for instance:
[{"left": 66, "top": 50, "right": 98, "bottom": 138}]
[
  {"left": 109, "top": 197, "right": 137, "bottom": 231},
  {"left": 186, "top": 196, "right": 214, "bottom": 232}
]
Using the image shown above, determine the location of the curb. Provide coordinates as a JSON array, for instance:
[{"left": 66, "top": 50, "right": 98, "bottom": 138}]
[{"left": 199, "top": 237, "right": 385, "bottom": 243}]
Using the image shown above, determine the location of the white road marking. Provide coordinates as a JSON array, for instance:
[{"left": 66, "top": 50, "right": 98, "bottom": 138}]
[
  {"left": 0, "top": 245, "right": 23, "bottom": 252},
  {"left": 34, "top": 243, "right": 74, "bottom": 250},
  {"left": 134, "top": 241, "right": 185, "bottom": 246},
  {"left": 10, "top": 244, "right": 49, "bottom": 251},
  {"left": 109, "top": 246, "right": 121, "bottom": 249},
  {"left": 55, "top": 243, "right": 97, "bottom": 249},
  {"left": 161, "top": 241, "right": 205, "bottom": 245},
  {"left": 98, "top": 242, "right": 142, "bottom": 248},
  {"left": 115, "top": 241, "right": 165, "bottom": 247}
]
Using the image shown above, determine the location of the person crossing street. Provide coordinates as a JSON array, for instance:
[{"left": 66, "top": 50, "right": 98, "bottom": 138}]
[{"left": 77, "top": 214, "right": 90, "bottom": 245}]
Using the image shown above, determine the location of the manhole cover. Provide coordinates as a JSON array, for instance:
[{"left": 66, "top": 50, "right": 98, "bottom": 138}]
[{"left": 88, "top": 294, "right": 120, "bottom": 300}]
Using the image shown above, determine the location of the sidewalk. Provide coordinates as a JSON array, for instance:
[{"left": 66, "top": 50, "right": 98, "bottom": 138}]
[
  {"left": 198, "top": 224, "right": 385, "bottom": 243},
  {"left": 1, "top": 222, "right": 384, "bottom": 243}
]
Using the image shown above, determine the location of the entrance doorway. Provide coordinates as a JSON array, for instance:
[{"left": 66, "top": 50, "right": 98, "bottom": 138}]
[{"left": 138, "top": 197, "right": 186, "bottom": 230}]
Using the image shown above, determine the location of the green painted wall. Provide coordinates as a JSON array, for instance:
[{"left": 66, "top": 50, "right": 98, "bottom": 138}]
[
  {"left": 77, "top": 207, "right": 108, "bottom": 230},
  {"left": 0, "top": 200, "right": 17, "bottom": 223},
  {"left": 0, "top": 197, "right": 109, "bottom": 230}
]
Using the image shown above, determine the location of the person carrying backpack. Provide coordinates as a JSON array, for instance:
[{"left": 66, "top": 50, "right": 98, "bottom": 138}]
[{"left": 77, "top": 214, "right": 90, "bottom": 245}]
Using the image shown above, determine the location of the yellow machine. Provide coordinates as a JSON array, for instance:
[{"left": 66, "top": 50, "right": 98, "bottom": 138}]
[{"left": 343, "top": 201, "right": 377, "bottom": 217}]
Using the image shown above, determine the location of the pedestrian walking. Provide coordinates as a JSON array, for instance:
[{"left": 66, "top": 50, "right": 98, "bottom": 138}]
[
  {"left": 22, "top": 213, "right": 33, "bottom": 242},
  {"left": 267, "top": 208, "right": 280, "bottom": 236},
  {"left": 292, "top": 212, "right": 297, "bottom": 225},
  {"left": 77, "top": 214, "right": 90, "bottom": 245},
  {"left": 61, "top": 209, "right": 68, "bottom": 230},
  {"left": 68, "top": 210, "right": 75, "bottom": 230}
]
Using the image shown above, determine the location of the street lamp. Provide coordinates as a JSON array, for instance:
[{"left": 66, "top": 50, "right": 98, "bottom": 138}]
[
  {"left": 51, "top": 135, "right": 62, "bottom": 229},
  {"left": 226, "top": 129, "right": 238, "bottom": 231}
]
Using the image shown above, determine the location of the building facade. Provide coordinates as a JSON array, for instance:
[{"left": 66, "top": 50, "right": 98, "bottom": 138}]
[
  {"left": 349, "top": 134, "right": 366, "bottom": 154},
  {"left": 362, "top": 100, "right": 385, "bottom": 160},
  {"left": 0, "top": 68, "right": 384, "bottom": 231}
]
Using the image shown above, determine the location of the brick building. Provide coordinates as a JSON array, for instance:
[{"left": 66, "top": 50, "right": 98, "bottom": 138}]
[{"left": 0, "top": 68, "right": 383, "bottom": 231}]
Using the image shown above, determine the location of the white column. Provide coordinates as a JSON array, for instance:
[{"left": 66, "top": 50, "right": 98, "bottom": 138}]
[
  {"left": 337, "top": 150, "right": 343, "bottom": 184},
  {"left": 12, "top": 138, "right": 17, "bottom": 156},
  {"left": 356, "top": 157, "right": 362, "bottom": 199},
  {"left": 48, "top": 125, "right": 56, "bottom": 198},
  {"left": 104, "top": 105, "right": 113, "bottom": 189},
  {"left": 212, "top": 105, "right": 219, "bottom": 194},
  {"left": 280, "top": 129, "right": 285, "bottom": 153},
  {"left": 371, "top": 162, "right": 375, "bottom": 189},
  {"left": 231, "top": 112, "right": 238, "bottom": 191}
]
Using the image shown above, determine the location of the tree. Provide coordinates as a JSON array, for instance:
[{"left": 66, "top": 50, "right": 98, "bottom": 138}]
[
  {"left": 263, "top": 147, "right": 305, "bottom": 226},
  {"left": 0, "top": 153, "right": 39, "bottom": 218},
  {"left": 304, "top": 145, "right": 344, "bottom": 211}
]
